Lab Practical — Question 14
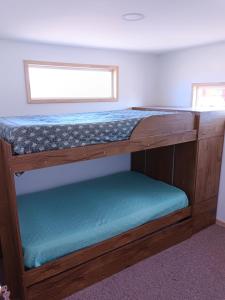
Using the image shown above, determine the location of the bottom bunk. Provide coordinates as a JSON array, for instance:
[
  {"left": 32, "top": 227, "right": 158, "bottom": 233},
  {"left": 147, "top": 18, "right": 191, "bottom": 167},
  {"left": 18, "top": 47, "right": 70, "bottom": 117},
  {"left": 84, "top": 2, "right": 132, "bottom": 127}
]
[
  {"left": 17, "top": 171, "right": 189, "bottom": 270},
  {"left": 13, "top": 170, "right": 193, "bottom": 299}
]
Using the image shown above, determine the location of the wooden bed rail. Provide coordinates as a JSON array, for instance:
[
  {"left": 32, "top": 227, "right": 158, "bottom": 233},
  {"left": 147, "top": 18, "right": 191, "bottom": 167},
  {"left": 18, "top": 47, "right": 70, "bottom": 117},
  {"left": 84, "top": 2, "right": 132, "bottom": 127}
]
[
  {"left": 8, "top": 130, "right": 197, "bottom": 173},
  {"left": 2, "top": 112, "right": 197, "bottom": 173}
]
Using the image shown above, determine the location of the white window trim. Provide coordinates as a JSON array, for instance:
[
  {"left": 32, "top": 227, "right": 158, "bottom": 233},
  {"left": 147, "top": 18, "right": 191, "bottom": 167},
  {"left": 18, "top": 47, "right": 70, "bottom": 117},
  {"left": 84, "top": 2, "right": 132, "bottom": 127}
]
[
  {"left": 192, "top": 82, "right": 225, "bottom": 109},
  {"left": 24, "top": 60, "right": 119, "bottom": 104}
]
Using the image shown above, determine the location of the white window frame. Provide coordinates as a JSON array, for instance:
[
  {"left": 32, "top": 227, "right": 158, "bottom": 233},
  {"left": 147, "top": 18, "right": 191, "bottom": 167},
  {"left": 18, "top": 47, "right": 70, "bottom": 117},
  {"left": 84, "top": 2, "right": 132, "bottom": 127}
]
[
  {"left": 192, "top": 82, "right": 225, "bottom": 109},
  {"left": 24, "top": 60, "right": 119, "bottom": 104}
]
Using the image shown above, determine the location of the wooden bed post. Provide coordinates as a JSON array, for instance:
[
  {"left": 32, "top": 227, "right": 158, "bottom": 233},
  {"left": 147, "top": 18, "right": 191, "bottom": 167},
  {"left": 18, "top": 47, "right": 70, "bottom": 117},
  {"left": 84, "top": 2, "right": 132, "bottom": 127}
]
[{"left": 0, "top": 141, "right": 26, "bottom": 300}]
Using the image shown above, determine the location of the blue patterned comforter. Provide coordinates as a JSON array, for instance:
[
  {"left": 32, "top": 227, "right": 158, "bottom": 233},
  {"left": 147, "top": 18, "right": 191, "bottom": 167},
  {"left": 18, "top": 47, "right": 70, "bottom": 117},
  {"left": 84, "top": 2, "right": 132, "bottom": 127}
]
[{"left": 0, "top": 109, "right": 172, "bottom": 155}]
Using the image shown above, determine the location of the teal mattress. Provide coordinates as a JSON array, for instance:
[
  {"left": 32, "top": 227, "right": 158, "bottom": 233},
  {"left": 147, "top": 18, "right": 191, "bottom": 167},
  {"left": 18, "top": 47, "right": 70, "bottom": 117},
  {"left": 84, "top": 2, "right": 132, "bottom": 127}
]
[{"left": 17, "top": 171, "right": 189, "bottom": 269}]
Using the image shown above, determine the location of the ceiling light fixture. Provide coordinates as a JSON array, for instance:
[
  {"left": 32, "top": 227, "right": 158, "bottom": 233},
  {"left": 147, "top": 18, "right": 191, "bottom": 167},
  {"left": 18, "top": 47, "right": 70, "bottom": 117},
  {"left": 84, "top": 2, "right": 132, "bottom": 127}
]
[{"left": 122, "top": 13, "right": 145, "bottom": 22}]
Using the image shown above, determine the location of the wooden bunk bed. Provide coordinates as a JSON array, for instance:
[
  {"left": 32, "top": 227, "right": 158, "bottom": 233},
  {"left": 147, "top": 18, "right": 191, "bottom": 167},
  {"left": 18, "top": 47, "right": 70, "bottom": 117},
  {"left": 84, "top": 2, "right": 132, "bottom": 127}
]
[{"left": 0, "top": 107, "right": 224, "bottom": 300}]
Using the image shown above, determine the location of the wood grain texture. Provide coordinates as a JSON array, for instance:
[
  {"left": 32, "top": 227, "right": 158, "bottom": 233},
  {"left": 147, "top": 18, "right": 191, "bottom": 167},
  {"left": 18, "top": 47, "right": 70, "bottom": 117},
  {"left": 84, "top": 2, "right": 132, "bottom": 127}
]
[
  {"left": 131, "top": 112, "right": 195, "bottom": 138},
  {"left": 132, "top": 142, "right": 197, "bottom": 204},
  {"left": 195, "top": 136, "right": 224, "bottom": 203},
  {"left": 193, "top": 196, "right": 217, "bottom": 216},
  {"left": 9, "top": 130, "right": 197, "bottom": 173},
  {"left": 193, "top": 113, "right": 225, "bottom": 230},
  {"left": 131, "top": 151, "right": 146, "bottom": 173},
  {"left": 0, "top": 141, "right": 26, "bottom": 300},
  {"left": 173, "top": 142, "right": 197, "bottom": 203},
  {"left": 145, "top": 146, "right": 174, "bottom": 185},
  {"left": 197, "top": 111, "right": 225, "bottom": 139},
  {"left": 132, "top": 107, "right": 225, "bottom": 138},
  {"left": 25, "top": 207, "right": 191, "bottom": 287},
  {"left": 27, "top": 219, "right": 192, "bottom": 300},
  {"left": 192, "top": 197, "right": 217, "bottom": 233}
]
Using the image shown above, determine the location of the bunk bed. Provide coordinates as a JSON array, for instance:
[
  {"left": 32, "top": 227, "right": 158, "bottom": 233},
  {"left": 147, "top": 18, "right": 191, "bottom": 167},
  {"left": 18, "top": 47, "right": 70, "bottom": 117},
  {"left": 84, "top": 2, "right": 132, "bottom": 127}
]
[{"left": 0, "top": 107, "right": 224, "bottom": 300}]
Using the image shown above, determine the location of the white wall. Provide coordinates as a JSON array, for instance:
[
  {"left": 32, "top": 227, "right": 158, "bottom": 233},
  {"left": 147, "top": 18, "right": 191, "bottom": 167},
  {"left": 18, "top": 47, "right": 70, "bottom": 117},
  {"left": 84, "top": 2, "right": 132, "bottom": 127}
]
[
  {"left": 0, "top": 40, "right": 157, "bottom": 194},
  {"left": 0, "top": 40, "right": 157, "bottom": 116},
  {"left": 156, "top": 42, "right": 225, "bottom": 222},
  {"left": 156, "top": 42, "right": 225, "bottom": 107}
]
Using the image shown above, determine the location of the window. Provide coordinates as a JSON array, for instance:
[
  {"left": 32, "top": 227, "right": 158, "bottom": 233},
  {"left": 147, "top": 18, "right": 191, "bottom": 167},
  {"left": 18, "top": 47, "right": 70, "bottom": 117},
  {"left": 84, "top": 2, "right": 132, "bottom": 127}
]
[
  {"left": 24, "top": 60, "right": 118, "bottom": 103},
  {"left": 192, "top": 83, "right": 225, "bottom": 109}
]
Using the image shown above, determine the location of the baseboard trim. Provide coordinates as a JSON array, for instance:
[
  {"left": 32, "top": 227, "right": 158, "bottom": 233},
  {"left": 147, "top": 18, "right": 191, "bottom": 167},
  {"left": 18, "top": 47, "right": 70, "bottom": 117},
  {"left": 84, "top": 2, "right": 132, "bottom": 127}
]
[{"left": 216, "top": 219, "right": 225, "bottom": 227}]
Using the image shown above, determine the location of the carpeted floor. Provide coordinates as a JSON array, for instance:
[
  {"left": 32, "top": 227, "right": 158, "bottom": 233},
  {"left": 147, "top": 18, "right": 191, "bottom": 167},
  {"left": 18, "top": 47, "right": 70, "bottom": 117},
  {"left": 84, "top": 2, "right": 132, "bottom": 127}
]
[
  {"left": 1, "top": 225, "right": 225, "bottom": 299},
  {"left": 65, "top": 225, "right": 225, "bottom": 300}
]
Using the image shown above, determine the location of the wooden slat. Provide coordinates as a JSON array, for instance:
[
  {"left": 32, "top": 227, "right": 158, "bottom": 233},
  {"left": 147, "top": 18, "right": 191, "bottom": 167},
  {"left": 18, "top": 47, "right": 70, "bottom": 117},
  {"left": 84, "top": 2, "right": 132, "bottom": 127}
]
[
  {"left": 24, "top": 207, "right": 191, "bottom": 287},
  {"left": 27, "top": 219, "right": 192, "bottom": 300},
  {"left": 9, "top": 130, "right": 197, "bottom": 172},
  {"left": 173, "top": 141, "right": 197, "bottom": 203}
]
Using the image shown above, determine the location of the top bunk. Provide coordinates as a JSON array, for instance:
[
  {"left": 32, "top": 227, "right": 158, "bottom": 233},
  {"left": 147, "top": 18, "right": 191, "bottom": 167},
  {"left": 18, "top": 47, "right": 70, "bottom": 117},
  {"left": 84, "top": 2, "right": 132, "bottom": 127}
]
[{"left": 0, "top": 108, "right": 197, "bottom": 173}]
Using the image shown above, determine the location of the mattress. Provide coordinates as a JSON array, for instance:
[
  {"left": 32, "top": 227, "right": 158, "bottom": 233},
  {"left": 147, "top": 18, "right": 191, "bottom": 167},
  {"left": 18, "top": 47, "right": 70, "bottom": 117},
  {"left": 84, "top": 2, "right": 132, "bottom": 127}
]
[
  {"left": 0, "top": 109, "right": 174, "bottom": 155},
  {"left": 17, "top": 171, "right": 189, "bottom": 269}
]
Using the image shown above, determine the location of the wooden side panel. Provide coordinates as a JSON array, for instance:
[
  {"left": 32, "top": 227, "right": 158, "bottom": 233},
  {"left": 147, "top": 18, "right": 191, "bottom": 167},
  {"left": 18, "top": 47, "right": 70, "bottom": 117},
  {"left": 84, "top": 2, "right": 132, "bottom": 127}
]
[
  {"left": 0, "top": 241, "right": 2, "bottom": 259},
  {"left": 195, "top": 136, "right": 224, "bottom": 202},
  {"left": 198, "top": 111, "right": 225, "bottom": 139},
  {"left": 192, "top": 135, "right": 224, "bottom": 233},
  {"left": 145, "top": 146, "right": 174, "bottom": 184},
  {"left": 192, "top": 111, "right": 225, "bottom": 232},
  {"left": 193, "top": 197, "right": 217, "bottom": 233},
  {"left": 132, "top": 142, "right": 197, "bottom": 203},
  {"left": 133, "top": 107, "right": 225, "bottom": 139},
  {"left": 0, "top": 142, "right": 26, "bottom": 299},
  {"left": 27, "top": 220, "right": 192, "bottom": 300},
  {"left": 131, "top": 151, "right": 146, "bottom": 173},
  {"left": 131, "top": 113, "right": 195, "bottom": 139}
]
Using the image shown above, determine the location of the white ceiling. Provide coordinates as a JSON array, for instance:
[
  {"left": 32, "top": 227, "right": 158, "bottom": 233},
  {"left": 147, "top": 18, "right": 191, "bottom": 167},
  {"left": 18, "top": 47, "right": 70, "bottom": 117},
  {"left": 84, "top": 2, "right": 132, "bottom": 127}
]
[{"left": 1, "top": 0, "right": 225, "bottom": 53}]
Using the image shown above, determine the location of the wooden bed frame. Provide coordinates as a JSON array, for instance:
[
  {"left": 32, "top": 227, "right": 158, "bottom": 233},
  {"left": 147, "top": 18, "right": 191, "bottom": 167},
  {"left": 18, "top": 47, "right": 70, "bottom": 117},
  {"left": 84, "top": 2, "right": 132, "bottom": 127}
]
[{"left": 0, "top": 107, "right": 224, "bottom": 300}]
